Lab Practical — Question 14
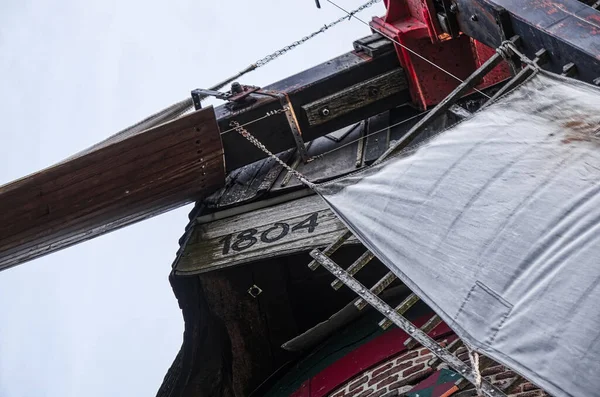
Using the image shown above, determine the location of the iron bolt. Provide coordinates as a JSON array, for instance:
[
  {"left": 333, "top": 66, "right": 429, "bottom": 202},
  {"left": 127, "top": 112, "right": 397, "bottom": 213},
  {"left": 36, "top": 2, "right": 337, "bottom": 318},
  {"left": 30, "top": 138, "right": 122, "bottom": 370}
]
[
  {"left": 450, "top": 3, "right": 458, "bottom": 13},
  {"left": 321, "top": 107, "right": 331, "bottom": 117},
  {"left": 470, "top": 14, "right": 478, "bottom": 21},
  {"left": 231, "top": 82, "right": 243, "bottom": 93}
]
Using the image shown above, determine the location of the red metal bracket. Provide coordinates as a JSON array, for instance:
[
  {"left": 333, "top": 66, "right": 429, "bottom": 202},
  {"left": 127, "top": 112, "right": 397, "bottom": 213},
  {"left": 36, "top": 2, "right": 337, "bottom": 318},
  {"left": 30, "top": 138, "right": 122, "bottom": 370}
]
[{"left": 371, "top": 0, "right": 510, "bottom": 109}]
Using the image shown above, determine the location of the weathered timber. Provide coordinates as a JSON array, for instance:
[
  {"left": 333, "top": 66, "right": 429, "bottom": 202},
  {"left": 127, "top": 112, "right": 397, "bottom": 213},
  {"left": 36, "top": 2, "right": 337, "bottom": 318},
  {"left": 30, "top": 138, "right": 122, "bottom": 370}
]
[
  {"left": 217, "top": 50, "right": 406, "bottom": 171},
  {"left": 0, "top": 107, "right": 224, "bottom": 271},
  {"left": 175, "top": 194, "right": 359, "bottom": 275},
  {"left": 302, "top": 69, "right": 407, "bottom": 127}
]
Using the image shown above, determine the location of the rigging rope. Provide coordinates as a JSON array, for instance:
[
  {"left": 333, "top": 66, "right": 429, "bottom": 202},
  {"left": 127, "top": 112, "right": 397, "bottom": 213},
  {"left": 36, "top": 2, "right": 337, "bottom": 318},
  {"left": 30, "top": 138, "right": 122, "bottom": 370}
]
[
  {"left": 104, "top": 0, "right": 382, "bottom": 144},
  {"left": 467, "top": 346, "right": 484, "bottom": 397},
  {"left": 226, "top": 106, "right": 431, "bottom": 187}
]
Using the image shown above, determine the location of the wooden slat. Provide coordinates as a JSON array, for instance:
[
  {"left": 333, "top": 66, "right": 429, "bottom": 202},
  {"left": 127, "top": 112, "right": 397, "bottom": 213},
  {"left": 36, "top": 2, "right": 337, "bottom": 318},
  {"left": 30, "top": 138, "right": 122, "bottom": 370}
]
[
  {"left": 354, "top": 271, "right": 396, "bottom": 310},
  {"left": 379, "top": 293, "right": 420, "bottom": 330},
  {"left": 404, "top": 314, "right": 443, "bottom": 349},
  {"left": 175, "top": 195, "right": 359, "bottom": 275},
  {"left": 302, "top": 69, "right": 407, "bottom": 127},
  {"left": 0, "top": 107, "right": 225, "bottom": 271},
  {"left": 331, "top": 250, "right": 374, "bottom": 290}
]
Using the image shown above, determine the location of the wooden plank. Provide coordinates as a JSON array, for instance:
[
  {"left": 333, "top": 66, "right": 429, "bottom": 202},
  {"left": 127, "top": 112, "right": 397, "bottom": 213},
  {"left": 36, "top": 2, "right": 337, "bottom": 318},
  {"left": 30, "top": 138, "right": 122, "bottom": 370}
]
[
  {"left": 302, "top": 69, "right": 408, "bottom": 127},
  {"left": 175, "top": 195, "right": 359, "bottom": 275},
  {"left": 363, "top": 111, "right": 390, "bottom": 165},
  {"left": 0, "top": 107, "right": 225, "bottom": 271}
]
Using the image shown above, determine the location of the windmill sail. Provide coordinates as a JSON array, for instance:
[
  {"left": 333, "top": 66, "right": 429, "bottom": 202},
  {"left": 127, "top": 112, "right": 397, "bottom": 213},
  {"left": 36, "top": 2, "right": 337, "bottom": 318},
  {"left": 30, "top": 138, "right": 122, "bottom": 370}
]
[{"left": 316, "top": 71, "right": 600, "bottom": 397}]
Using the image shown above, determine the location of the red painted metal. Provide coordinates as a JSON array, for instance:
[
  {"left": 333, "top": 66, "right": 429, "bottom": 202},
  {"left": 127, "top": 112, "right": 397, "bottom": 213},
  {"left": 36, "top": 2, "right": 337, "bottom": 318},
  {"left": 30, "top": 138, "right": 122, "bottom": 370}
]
[
  {"left": 290, "top": 380, "right": 311, "bottom": 397},
  {"left": 372, "top": 0, "right": 511, "bottom": 109},
  {"left": 471, "top": 39, "right": 512, "bottom": 88},
  {"left": 295, "top": 315, "right": 455, "bottom": 397}
]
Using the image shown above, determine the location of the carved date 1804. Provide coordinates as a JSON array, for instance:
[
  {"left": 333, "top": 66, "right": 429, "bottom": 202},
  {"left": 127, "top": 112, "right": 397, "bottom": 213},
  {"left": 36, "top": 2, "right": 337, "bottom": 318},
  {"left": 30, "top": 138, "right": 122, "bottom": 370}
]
[{"left": 219, "top": 213, "right": 319, "bottom": 255}]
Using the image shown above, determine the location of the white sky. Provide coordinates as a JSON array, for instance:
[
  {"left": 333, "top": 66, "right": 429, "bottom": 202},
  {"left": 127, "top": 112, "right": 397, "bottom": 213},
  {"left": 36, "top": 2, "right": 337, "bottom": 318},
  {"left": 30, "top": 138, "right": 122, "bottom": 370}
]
[{"left": 0, "top": 1, "right": 381, "bottom": 396}]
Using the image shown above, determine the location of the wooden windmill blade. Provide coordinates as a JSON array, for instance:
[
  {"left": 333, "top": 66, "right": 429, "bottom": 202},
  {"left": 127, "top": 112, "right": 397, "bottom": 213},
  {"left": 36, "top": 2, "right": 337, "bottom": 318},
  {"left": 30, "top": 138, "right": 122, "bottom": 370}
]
[{"left": 0, "top": 106, "right": 225, "bottom": 272}]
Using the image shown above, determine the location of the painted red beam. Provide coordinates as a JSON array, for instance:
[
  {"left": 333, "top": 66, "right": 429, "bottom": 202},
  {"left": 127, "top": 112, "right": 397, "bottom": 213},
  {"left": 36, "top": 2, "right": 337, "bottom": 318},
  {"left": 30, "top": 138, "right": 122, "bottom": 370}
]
[{"left": 0, "top": 107, "right": 225, "bottom": 271}]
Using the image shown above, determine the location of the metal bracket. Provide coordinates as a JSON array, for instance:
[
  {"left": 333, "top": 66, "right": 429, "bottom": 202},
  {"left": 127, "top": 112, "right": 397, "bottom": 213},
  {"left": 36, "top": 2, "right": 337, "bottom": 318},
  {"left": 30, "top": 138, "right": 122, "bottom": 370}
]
[
  {"left": 353, "top": 33, "right": 394, "bottom": 58},
  {"left": 309, "top": 249, "right": 507, "bottom": 397},
  {"left": 191, "top": 82, "right": 260, "bottom": 110},
  {"left": 278, "top": 94, "right": 309, "bottom": 162}
]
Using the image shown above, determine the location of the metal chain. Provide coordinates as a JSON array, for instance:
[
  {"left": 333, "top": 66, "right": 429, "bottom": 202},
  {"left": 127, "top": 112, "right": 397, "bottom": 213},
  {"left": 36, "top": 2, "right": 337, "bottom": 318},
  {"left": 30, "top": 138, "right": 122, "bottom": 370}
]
[
  {"left": 229, "top": 116, "right": 316, "bottom": 189},
  {"left": 94, "top": 0, "right": 380, "bottom": 156},
  {"left": 254, "top": 0, "right": 382, "bottom": 67}
]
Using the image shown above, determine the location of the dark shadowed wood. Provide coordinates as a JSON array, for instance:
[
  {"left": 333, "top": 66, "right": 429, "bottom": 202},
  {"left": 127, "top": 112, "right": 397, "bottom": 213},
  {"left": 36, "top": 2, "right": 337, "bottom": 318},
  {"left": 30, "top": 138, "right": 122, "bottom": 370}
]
[{"left": 0, "top": 107, "right": 225, "bottom": 271}]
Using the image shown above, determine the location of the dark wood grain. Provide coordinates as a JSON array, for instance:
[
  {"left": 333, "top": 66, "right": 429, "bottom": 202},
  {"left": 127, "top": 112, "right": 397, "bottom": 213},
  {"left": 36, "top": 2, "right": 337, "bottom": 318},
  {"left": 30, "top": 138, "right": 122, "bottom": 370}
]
[
  {"left": 302, "top": 69, "right": 407, "bottom": 127},
  {"left": 0, "top": 107, "right": 225, "bottom": 271}
]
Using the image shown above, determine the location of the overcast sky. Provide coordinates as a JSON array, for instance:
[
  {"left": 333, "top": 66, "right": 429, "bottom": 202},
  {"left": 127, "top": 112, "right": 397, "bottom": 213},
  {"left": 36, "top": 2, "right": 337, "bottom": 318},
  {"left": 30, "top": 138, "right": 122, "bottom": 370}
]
[{"left": 0, "top": 1, "right": 380, "bottom": 396}]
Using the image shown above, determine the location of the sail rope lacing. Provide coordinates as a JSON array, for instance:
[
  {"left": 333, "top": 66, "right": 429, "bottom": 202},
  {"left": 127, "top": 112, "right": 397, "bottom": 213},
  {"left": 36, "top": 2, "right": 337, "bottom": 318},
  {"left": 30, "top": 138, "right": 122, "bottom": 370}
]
[{"left": 467, "top": 346, "right": 484, "bottom": 397}]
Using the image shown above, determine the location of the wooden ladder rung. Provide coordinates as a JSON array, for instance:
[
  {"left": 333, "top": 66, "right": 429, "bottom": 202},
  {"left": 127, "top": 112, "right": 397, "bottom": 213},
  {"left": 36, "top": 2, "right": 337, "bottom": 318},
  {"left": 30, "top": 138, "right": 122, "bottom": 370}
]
[
  {"left": 378, "top": 293, "right": 420, "bottom": 330},
  {"left": 503, "top": 375, "right": 527, "bottom": 394},
  {"left": 308, "top": 230, "right": 353, "bottom": 270},
  {"left": 354, "top": 271, "right": 396, "bottom": 310},
  {"left": 428, "top": 338, "right": 464, "bottom": 368},
  {"left": 331, "top": 250, "right": 375, "bottom": 290},
  {"left": 404, "top": 314, "right": 443, "bottom": 349}
]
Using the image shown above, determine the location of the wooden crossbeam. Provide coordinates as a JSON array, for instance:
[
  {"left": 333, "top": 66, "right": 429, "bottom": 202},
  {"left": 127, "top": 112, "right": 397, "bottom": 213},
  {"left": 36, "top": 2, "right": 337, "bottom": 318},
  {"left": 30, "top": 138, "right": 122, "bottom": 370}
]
[
  {"left": 331, "top": 250, "right": 375, "bottom": 290},
  {"left": 0, "top": 107, "right": 224, "bottom": 271},
  {"left": 404, "top": 314, "right": 443, "bottom": 349},
  {"left": 379, "top": 293, "right": 420, "bottom": 330},
  {"left": 355, "top": 271, "right": 396, "bottom": 310}
]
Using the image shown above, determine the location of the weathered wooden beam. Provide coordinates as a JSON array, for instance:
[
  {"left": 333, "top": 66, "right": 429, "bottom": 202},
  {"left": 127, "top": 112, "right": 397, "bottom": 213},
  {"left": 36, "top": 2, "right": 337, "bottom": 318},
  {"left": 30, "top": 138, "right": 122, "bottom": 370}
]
[
  {"left": 302, "top": 69, "right": 407, "bottom": 127},
  {"left": 175, "top": 194, "right": 359, "bottom": 275},
  {"left": 0, "top": 107, "right": 224, "bottom": 271},
  {"left": 215, "top": 50, "right": 407, "bottom": 172}
]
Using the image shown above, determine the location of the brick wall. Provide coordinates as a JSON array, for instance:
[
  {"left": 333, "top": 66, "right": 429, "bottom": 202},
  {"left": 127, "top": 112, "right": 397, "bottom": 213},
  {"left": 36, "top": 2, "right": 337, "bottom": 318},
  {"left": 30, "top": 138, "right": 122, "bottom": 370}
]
[{"left": 328, "top": 338, "right": 549, "bottom": 397}]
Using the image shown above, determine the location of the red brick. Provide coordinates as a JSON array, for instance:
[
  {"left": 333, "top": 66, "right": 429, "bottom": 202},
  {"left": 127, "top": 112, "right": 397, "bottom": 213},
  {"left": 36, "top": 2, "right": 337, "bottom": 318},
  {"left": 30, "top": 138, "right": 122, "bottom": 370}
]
[
  {"left": 521, "top": 383, "right": 538, "bottom": 392},
  {"left": 349, "top": 376, "right": 369, "bottom": 391},
  {"left": 388, "top": 368, "right": 434, "bottom": 389},
  {"left": 457, "top": 352, "right": 470, "bottom": 362},
  {"left": 369, "top": 363, "right": 412, "bottom": 386},
  {"left": 357, "top": 389, "right": 375, "bottom": 397},
  {"left": 513, "top": 391, "right": 544, "bottom": 397},
  {"left": 371, "top": 363, "right": 393, "bottom": 378},
  {"left": 376, "top": 375, "right": 399, "bottom": 389},
  {"left": 455, "top": 346, "right": 468, "bottom": 356},
  {"left": 369, "top": 390, "right": 388, "bottom": 397},
  {"left": 491, "top": 379, "right": 512, "bottom": 389},
  {"left": 349, "top": 386, "right": 366, "bottom": 395},
  {"left": 395, "top": 351, "right": 418, "bottom": 363},
  {"left": 415, "top": 354, "right": 433, "bottom": 363},
  {"left": 332, "top": 390, "right": 346, "bottom": 397},
  {"left": 391, "top": 361, "right": 413, "bottom": 373},
  {"left": 481, "top": 365, "right": 504, "bottom": 377},
  {"left": 402, "top": 363, "right": 425, "bottom": 377},
  {"left": 419, "top": 348, "right": 431, "bottom": 356},
  {"left": 495, "top": 370, "right": 516, "bottom": 380}
]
